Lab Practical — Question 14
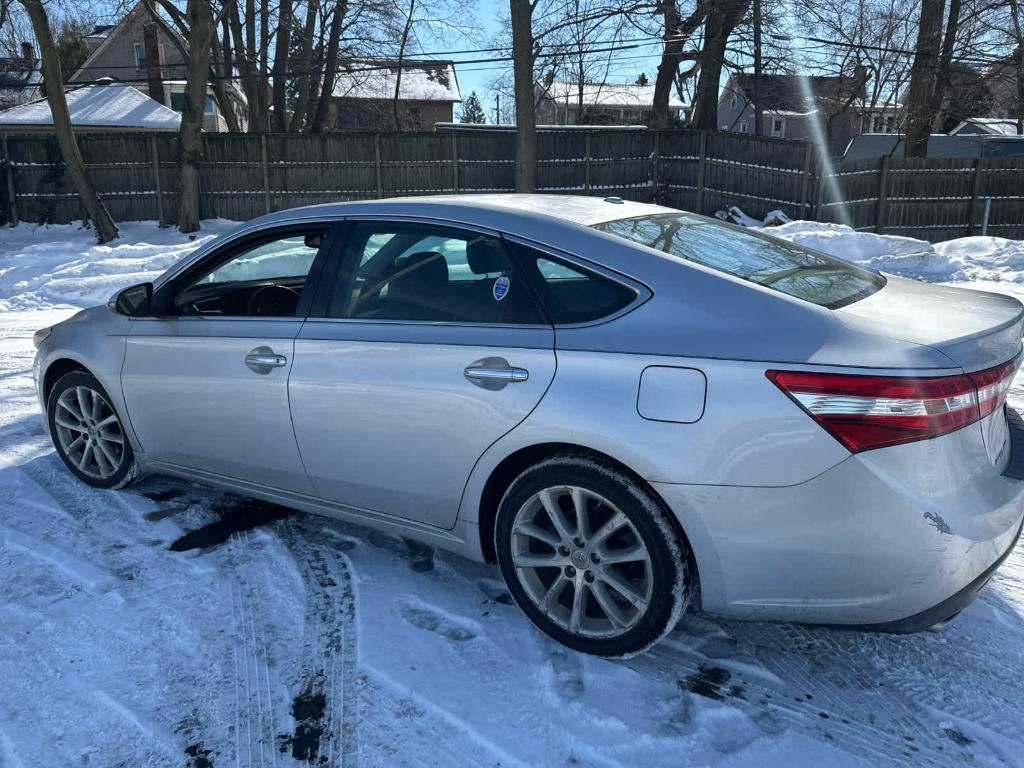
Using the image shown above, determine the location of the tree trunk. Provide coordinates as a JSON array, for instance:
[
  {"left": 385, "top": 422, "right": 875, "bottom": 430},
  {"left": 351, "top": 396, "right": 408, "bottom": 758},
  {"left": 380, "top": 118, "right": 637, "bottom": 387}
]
[
  {"left": 143, "top": 22, "right": 165, "bottom": 104},
  {"left": 393, "top": 0, "right": 415, "bottom": 131},
  {"left": 20, "top": 0, "right": 118, "bottom": 242},
  {"left": 288, "top": 0, "right": 319, "bottom": 131},
  {"left": 310, "top": 0, "right": 348, "bottom": 133},
  {"left": 752, "top": 0, "right": 762, "bottom": 135},
  {"left": 178, "top": 0, "right": 213, "bottom": 233},
  {"left": 510, "top": 0, "right": 536, "bottom": 192},
  {"left": 904, "top": 0, "right": 945, "bottom": 157},
  {"left": 210, "top": 34, "right": 242, "bottom": 133},
  {"left": 690, "top": 0, "right": 749, "bottom": 131},
  {"left": 272, "top": 0, "right": 293, "bottom": 132},
  {"left": 1011, "top": 0, "right": 1024, "bottom": 134},
  {"left": 651, "top": 0, "right": 704, "bottom": 128}
]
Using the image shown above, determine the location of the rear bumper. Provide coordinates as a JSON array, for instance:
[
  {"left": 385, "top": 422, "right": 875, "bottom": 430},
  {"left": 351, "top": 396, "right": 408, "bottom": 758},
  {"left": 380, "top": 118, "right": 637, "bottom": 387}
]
[{"left": 653, "top": 408, "right": 1024, "bottom": 628}]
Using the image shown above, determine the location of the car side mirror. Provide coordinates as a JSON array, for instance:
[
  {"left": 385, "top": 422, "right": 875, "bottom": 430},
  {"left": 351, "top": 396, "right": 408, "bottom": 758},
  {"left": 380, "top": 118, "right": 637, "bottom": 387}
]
[{"left": 110, "top": 282, "right": 153, "bottom": 317}]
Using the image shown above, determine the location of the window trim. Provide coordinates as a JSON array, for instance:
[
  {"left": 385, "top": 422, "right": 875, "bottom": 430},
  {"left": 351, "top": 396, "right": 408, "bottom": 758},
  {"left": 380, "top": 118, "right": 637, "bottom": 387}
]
[
  {"left": 307, "top": 216, "right": 551, "bottom": 329},
  {"left": 148, "top": 221, "right": 342, "bottom": 319},
  {"left": 501, "top": 234, "right": 651, "bottom": 329}
]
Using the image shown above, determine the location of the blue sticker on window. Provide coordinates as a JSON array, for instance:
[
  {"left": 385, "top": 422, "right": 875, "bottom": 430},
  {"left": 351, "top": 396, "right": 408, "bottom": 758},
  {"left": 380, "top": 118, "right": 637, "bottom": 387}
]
[{"left": 493, "top": 275, "right": 510, "bottom": 301}]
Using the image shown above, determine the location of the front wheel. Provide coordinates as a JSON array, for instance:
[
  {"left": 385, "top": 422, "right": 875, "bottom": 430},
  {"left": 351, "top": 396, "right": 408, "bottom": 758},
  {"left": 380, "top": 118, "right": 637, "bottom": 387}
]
[
  {"left": 47, "top": 370, "right": 138, "bottom": 489},
  {"left": 495, "top": 456, "right": 692, "bottom": 657}
]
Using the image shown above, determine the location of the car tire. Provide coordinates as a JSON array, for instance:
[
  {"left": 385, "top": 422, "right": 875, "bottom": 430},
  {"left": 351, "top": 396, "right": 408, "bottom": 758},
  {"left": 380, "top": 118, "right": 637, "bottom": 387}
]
[
  {"left": 495, "top": 456, "right": 692, "bottom": 657},
  {"left": 47, "top": 370, "right": 139, "bottom": 490}
]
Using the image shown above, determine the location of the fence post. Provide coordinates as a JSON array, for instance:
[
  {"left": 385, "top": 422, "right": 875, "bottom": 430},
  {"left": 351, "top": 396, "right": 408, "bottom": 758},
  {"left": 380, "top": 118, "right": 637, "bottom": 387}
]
[
  {"left": 651, "top": 131, "right": 661, "bottom": 203},
  {"left": 451, "top": 131, "right": 459, "bottom": 193},
  {"left": 149, "top": 134, "right": 165, "bottom": 227},
  {"left": 260, "top": 134, "right": 272, "bottom": 214},
  {"left": 584, "top": 131, "right": 591, "bottom": 193},
  {"left": 874, "top": 155, "right": 890, "bottom": 234},
  {"left": 374, "top": 132, "right": 383, "bottom": 198},
  {"left": 967, "top": 158, "right": 984, "bottom": 235},
  {"left": 799, "top": 141, "right": 813, "bottom": 219},
  {"left": 1, "top": 135, "right": 18, "bottom": 226},
  {"left": 695, "top": 130, "right": 707, "bottom": 215}
]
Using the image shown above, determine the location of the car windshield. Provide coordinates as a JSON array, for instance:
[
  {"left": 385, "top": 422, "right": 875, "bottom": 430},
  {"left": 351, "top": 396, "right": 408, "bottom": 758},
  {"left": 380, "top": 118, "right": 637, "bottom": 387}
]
[{"left": 592, "top": 213, "right": 885, "bottom": 308}]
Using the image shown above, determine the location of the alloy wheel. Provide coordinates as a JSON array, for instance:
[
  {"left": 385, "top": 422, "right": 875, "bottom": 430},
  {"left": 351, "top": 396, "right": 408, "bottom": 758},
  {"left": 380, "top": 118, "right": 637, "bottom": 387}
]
[
  {"left": 54, "top": 385, "right": 126, "bottom": 480},
  {"left": 509, "top": 485, "right": 654, "bottom": 639}
]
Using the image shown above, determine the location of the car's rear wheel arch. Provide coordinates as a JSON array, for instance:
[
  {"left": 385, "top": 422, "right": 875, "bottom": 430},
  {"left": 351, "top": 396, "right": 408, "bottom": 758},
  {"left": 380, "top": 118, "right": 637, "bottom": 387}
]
[{"left": 477, "top": 442, "right": 700, "bottom": 605}]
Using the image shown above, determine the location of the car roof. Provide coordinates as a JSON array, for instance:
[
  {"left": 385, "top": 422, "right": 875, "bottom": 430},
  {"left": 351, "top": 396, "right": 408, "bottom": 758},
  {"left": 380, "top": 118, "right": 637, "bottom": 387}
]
[{"left": 248, "top": 194, "right": 677, "bottom": 229}]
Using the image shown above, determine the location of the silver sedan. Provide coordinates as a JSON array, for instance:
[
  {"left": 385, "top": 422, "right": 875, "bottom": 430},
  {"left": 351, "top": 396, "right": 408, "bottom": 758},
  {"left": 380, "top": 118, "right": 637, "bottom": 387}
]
[{"left": 33, "top": 194, "right": 1024, "bottom": 656}]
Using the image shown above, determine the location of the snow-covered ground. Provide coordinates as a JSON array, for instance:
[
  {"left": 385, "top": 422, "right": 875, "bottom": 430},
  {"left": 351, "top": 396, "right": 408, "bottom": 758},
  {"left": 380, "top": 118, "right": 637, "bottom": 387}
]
[{"left": 2, "top": 220, "right": 1024, "bottom": 768}]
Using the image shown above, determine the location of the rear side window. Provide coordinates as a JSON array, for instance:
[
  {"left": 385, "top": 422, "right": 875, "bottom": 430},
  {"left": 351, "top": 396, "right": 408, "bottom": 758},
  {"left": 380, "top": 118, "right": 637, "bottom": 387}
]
[
  {"left": 593, "top": 213, "right": 884, "bottom": 309},
  {"left": 329, "top": 221, "right": 544, "bottom": 324},
  {"left": 512, "top": 243, "right": 638, "bottom": 324}
]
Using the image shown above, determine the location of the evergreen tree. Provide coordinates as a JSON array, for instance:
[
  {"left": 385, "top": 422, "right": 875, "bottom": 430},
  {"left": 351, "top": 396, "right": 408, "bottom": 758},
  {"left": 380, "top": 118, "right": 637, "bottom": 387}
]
[{"left": 459, "top": 91, "right": 487, "bottom": 123}]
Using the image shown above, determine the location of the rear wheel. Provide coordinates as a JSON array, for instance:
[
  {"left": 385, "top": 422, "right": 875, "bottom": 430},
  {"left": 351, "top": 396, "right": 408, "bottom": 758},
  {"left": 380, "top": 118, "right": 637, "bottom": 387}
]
[
  {"left": 47, "top": 371, "right": 138, "bottom": 489},
  {"left": 495, "top": 456, "right": 691, "bottom": 657}
]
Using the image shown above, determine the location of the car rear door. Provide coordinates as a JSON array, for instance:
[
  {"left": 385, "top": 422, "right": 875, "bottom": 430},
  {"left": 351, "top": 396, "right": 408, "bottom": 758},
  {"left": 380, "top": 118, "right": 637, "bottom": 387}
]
[
  {"left": 288, "top": 218, "right": 556, "bottom": 529},
  {"left": 121, "top": 222, "right": 341, "bottom": 493}
]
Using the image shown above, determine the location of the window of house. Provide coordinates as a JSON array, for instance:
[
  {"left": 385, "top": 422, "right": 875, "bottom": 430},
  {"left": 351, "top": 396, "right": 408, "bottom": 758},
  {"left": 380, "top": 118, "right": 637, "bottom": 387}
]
[
  {"left": 329, "top": 222, "right": 544, "bottom": 324},
  {"left": 169, "top": 91, "right": 215, "bottom": 114},
  {"left": 771, "top": 117, "right": 785, "bottom": 137},
  {"left": 730, "top": 93, "right": 737, "bottom": 110},
  {"left": 134, "top": 43, "right": 145, "bottom": 71},
  {"left": 740, "top": 120, "right": 748, "bottom": 133}
]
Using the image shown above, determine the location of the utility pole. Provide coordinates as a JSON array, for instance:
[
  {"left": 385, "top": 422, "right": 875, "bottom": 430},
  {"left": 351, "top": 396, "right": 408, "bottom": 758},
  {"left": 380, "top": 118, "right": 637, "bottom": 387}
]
[
  {"left": 495, "top": 94, "right": 501, "bottom": 124},
  {"left": 753, "top": 0, "right": 762, "bottom": 135}
]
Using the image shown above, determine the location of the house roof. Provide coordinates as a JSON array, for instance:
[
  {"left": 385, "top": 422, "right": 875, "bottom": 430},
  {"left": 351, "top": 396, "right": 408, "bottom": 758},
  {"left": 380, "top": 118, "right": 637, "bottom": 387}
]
[
  {"left": 725, "top": 73, "right": 865, "bottom": 111},
  {"left": 542, "top": 80, "right": 686, "bottom": 109},
  {"left": 0, "top": 82, "right": 181, "bottom": 131},
  {"left": 950, "top": 118, "right": 1021, "bottom": 136},
  {"left": 332, "top": 60, "right": 461, "bottom": 102}
]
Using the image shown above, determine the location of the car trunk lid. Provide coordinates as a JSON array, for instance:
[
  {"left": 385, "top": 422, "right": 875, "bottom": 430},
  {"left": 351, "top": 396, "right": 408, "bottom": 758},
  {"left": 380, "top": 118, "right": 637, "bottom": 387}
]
[{"left": 835, "top": 276, "right": 1024, "bottom": 372}]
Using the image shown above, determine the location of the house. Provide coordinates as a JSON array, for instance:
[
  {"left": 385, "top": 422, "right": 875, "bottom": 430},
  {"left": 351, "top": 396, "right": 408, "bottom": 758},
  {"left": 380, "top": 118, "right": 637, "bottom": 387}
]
[
  {"left": 0, "top": 81, "right": 181, "bottom": 133},
  {"left": 536, "top": 76, "right": 688, "bottom": 125},
  {"left": 984, "top": 48, "right": 1022, "bottom": 126},
  {"left": 842, "top": 132, "right": 1024, "bottom": 160},
  {"left": 68, "top": 1, "right": 246, "bottom": 131},
  {"left": 950, "top": 117, "right": 1021, "bottom": 136},
  {"left": 330, "top": 60, "right": 461, "bottom": 130},
  {"left": 0, "top": 42, "right": 42, "bottom": 110},
  {"left": 717, "top": 72, "right": 889, "bottom": 156}
]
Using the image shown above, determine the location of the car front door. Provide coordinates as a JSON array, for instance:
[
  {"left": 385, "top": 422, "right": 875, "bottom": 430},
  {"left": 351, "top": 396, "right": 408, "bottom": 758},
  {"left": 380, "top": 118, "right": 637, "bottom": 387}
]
[
  {"left": 121, "top": 223, "right": 340, "bottom": 493},
  {"left": 288, "top": 218, "right": 556, "bottom": 529}
]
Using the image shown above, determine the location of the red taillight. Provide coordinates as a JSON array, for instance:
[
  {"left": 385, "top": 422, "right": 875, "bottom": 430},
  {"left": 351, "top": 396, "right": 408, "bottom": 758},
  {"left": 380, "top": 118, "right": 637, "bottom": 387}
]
[{"left": 767, "top": 360, "right": 1017, "bottom": 453}]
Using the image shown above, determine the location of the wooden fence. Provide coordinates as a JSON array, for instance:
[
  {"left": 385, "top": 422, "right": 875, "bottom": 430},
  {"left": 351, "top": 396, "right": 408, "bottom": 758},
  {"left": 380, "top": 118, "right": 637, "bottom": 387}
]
[{"left": 1, "top": 128, "right": 1022, "bottom": 242}]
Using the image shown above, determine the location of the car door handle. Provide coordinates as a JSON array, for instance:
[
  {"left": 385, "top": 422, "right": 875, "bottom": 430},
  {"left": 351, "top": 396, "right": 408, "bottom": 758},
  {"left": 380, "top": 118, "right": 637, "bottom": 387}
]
[
  {"left": 464, "top": 366, "right": 529, "bottom": 382},
  {"left": 245, "top": 347, "right": 287, "bottom": 372}
]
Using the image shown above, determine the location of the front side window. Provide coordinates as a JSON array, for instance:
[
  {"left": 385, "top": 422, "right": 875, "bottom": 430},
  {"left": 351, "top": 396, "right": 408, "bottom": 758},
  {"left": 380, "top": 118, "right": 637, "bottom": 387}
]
[
  {"left": 593, "top": 214, "right": 884, "bottom": 309},
  {"left": 170, "top": 230, "right": 325, "bottom": 317},
  {"left": 329, "top": 222, "right": 544, "bottom": 324}
]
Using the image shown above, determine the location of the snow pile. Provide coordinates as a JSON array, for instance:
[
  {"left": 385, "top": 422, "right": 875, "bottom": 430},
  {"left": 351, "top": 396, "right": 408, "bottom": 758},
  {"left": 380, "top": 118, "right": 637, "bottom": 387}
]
[
  {"left": 0, "top": 220, "right": 235, "bottom": 311},
  {"left": 763, "top": 221, "right": 1024, "bottom": 285}
]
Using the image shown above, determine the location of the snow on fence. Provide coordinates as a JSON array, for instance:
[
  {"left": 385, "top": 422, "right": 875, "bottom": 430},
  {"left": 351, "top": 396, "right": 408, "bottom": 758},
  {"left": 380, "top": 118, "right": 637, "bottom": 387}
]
[{"left": 1, "top": 129, "right": 1022, "bottom": 242}]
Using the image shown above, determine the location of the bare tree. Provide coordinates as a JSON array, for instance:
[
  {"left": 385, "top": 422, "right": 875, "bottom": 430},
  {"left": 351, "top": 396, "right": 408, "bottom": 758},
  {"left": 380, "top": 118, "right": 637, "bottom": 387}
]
[
  {"left": 510, "top": 0, "right": 537, "bottom": 190},
  {"left": 691, "top": 0, "right": 750, "bottom": 129},
  {"left": 905, "top": 0, "right": 962, "bottom": 156},
  {"left": 178, "top": 0, "right": 213, "bottom": 231},
  {"left": 651, "top": 0, "right": 705, "bottom": 128},
  {"left": 17, "top": 0, "right": 118, "bottom": 242}
]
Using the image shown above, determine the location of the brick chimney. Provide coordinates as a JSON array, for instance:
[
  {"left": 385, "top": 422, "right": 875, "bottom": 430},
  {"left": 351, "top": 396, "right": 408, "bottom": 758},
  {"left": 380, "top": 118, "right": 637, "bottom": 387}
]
[{"left": 21, "top": 41, "right": 35, "bottom": 64}]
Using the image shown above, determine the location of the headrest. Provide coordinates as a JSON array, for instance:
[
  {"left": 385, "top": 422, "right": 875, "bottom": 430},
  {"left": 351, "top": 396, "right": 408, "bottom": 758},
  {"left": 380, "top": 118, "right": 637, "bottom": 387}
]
[
  {"left": 466, "top": 237, "right": 508, "bottom": 275},
  {"left": 390, "top": 251, "right": 448, "bottom": 294}
]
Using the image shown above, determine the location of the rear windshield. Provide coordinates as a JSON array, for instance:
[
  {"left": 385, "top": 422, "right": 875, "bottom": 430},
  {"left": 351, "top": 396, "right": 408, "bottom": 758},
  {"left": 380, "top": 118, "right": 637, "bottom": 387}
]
[{"left": 592, "top": 213, "right": 885, "bottom": 309}]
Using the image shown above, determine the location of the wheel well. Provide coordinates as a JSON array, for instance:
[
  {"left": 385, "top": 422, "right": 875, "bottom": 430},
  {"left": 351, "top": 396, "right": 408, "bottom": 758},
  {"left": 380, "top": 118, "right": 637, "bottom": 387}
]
[
  {"left": 476, "top": 442, "right": 701, "bottom": 603},
  {"left": 42, "top": 358, "right": 89, "bottom": 403}
]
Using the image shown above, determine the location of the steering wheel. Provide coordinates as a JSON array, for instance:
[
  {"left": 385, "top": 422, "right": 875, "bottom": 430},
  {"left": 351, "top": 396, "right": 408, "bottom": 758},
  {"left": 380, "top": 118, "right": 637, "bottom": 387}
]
[{"left": 246, "top": 284, "right": 301, "bottom": 316}]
